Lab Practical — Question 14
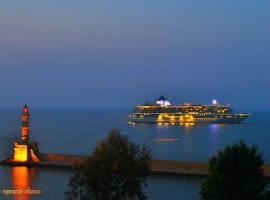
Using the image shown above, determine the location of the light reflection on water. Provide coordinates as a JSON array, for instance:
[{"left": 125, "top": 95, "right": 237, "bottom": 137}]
[
  {"left": 0, "top": 165, "right": 202, "bottom": 200},
  {"left": 0, "top": 166, "right": 70, "bottom": 200},
  {"left": 12, "top": 167, "right": 33, "bottom": 200},
  {"left": 7, "top": 167, "right": 202, "bottom": 200}
]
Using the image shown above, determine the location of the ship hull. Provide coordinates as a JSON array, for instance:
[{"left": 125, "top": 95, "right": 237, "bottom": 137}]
[{"left": 129, "top": 114, "right": 250, "bottom": 124}]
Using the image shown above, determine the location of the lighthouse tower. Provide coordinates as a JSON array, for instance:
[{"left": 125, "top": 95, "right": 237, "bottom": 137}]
[
  {"left": 13, "top": 104, "right": 40, "bottom": 162},
  {"left": 21, "top": 104, "right": 30, "bottom": 144}
]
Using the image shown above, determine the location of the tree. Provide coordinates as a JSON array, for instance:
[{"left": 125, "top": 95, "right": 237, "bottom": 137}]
[
  {"left": 65, "top": 129, "right": 152, "bottom": 200},
  {"left": 200, "top": 141, "right": 270, "bottom": 200}
]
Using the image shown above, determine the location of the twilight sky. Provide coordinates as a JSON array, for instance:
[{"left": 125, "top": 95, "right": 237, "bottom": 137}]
[{"left": 0, "top": 1, "right": 269, "bottom": 109}]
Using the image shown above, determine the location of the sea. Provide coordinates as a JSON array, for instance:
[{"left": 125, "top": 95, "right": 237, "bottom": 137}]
[{"left": 0, "top": 108, "right": 269, "bottom": 200}]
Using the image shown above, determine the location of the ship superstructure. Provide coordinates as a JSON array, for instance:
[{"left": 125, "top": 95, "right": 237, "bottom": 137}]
[{"left": 129, "top": 96, "right": 250, "bottom": 124}]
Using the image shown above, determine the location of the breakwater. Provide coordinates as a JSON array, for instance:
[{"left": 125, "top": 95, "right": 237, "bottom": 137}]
[{"left": 1, "top": 153, "right": 270, "bottom": 177}]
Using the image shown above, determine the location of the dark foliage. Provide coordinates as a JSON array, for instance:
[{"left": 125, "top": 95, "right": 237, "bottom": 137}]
[
  {"left": 200, "top": 140, "right": 270, "bottom": 200},
  {"left": 65, "top": 129, "right": 151, "bottom": 200}
]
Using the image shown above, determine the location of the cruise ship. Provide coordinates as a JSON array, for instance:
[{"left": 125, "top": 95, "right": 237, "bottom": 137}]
[{"left": 129, "top": 96, "right": 251, "bottom": 124}]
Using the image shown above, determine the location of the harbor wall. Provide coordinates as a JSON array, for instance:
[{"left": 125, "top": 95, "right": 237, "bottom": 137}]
[{"left": 2, "top": 153, "right": 270, "bottom": 177}]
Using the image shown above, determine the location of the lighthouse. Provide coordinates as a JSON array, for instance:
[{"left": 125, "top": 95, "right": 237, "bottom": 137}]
[
  {"left": 21, "top": 104, "right": 30, "bottom": 144},
  {"left": 13, "top": 104, "right": 40, "bottom": 163}
]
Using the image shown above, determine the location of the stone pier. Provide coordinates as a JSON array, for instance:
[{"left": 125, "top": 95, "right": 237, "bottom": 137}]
[{"left": 2, "top": 153, "right": 270, "bottom": 177}]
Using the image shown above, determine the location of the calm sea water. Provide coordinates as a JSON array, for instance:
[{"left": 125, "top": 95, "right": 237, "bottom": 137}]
[{"left": 0, "top": 108, "right": 269, "bottom": 199}]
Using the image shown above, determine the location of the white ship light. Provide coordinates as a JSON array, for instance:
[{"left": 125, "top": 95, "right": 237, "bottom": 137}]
[
  {"left": 156, "top": 96, "right": 171, "bottom": 106},
  {"left": 212, "top": 99, "right": 218, "bottom": 105},
  {"left": 156, "top": 100, "right": 171, "bottom": 106}
]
